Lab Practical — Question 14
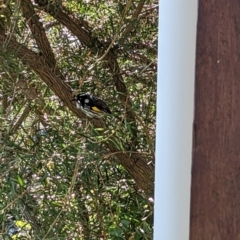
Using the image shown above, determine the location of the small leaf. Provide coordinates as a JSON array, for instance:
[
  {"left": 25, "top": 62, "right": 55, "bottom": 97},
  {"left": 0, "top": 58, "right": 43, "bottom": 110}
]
[{"left": 17, "top": 175, "right": 24, "bottom": 187}]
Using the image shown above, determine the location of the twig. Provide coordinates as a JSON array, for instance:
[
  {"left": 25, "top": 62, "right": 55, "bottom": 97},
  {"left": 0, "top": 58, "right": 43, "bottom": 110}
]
[
  {"left": 122, "top": 0, "right": 146, "bottom": 37},
  {"left": 10, "top": 105, "right": 31, "bottom": 133}
]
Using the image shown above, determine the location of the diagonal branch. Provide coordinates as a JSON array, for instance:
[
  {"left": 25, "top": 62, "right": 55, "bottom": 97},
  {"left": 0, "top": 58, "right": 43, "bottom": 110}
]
[
  {"left": 34, "top": 0, "right": 138, "bottom": 141},
  {"left": 16, "top": 77, "right": 56, "bottom": 127},
  {"left": 20, "top": 0, "right": 63, "bottom": 78},
  {"left": 35, "top": 0, "right": 93, "bottom": 47},
  {"left": 10, "top": 105, "right": 31, "bottom": 133},
  {"left": 122, "top": 0, "right": 146, "bottom": 37},
  {"left": 16, "top": 76, "right": 57, "bottom": 118},
  {"left": 0, "top": 32, "right": 154, "bottom": 197}
]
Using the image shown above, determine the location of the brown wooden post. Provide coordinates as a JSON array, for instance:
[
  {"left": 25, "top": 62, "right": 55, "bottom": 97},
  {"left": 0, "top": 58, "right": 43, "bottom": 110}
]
[{"left": 190, "top": 1, "right": 240, "bottom": 239}]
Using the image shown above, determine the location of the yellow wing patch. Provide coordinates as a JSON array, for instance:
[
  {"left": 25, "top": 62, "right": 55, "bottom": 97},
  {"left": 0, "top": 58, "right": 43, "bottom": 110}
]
[{"left": 92, "top": 106, "right": 102, "bottom": 112}]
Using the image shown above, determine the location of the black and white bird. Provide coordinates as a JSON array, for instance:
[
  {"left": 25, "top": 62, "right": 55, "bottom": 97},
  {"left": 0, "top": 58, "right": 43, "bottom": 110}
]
[{"left": 72, "top": 93, "right": 112, "bottom": 118}]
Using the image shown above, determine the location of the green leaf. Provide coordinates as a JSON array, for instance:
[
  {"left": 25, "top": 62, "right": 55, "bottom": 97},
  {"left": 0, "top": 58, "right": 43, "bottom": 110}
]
[{"left": 17, "top": 175, "right": 24, "bottom": 187}]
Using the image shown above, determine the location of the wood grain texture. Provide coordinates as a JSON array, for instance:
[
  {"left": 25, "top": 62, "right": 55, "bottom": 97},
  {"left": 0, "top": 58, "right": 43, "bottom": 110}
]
[{"left": 190, "top": 1, "right": 240, "bottom": 239}]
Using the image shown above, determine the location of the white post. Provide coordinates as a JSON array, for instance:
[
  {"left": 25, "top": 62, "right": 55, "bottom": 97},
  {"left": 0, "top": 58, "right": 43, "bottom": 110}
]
[{"left": 154, "top": 1, "right": 198, "bottom": 240}]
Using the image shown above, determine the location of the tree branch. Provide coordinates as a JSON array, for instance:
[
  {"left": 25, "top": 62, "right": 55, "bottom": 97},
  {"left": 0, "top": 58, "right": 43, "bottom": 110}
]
[
  {"left": 0, "top": 32, "right": 154, "bottom": 196},
  {"left": 35, "top": 0, "right": 93, "bottom": 46},
  {"left": 10, "top": 105, "right": 31, "bottom": 133},
  {"left": 20, "top": 0, "right": 63, "bottom": 79},
  {"left": 122, "top": 0, "right": 146, "bottom": 37},
  {"left": 34, "top": 0, "right": 138, "bottom": 140}
]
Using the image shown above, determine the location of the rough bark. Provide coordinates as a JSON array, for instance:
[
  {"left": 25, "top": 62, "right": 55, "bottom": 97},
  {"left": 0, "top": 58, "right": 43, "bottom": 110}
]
[
  {"left": 190, "top": 1, "right": 240, "bottom": 239},
  {"left": 0, "top": 32, "right": 154, "bottom": 197},
  {"left": 34, "top": 0, "right": 139, "bottom": 145}
]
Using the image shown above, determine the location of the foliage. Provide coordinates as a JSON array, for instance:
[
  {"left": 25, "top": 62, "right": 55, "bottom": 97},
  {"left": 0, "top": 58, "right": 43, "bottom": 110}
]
[{"left": 0, "top": 0, "right": 157, "bottom": 239}]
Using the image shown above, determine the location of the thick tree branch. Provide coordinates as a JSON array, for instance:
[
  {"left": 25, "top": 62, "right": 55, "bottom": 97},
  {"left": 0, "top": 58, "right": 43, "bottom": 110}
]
[
  {"left": 34, "top": 0, "right": 138, "bottom": 144},
  {"left": 20, "top": 0, "right": 63, "bottom": 79},
  {"left": 105, "top": 143, "right": 154, "bottom": 197},
  {"left": 0, "top": 33, "right": 154, "bottom": 196},
  {"left": 34, "top": 0, "right": 130, "bottom": 97},
  {"left": 35, "top": 0, "right": 93, "bottom": 46},
  {"left": 0, "top": 33, "right": 80, "bottom": 115}
]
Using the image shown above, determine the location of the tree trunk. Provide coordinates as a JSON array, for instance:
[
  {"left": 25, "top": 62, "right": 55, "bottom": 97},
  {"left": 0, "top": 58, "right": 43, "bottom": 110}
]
[{"left": 190, "top": 1, "right": 240, "bottom": 239}]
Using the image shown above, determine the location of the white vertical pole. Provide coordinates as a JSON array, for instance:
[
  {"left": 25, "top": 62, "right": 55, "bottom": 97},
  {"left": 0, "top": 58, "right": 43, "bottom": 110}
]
[{"left": 154, "top": 1, "right": 198, "bottom": 240}]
